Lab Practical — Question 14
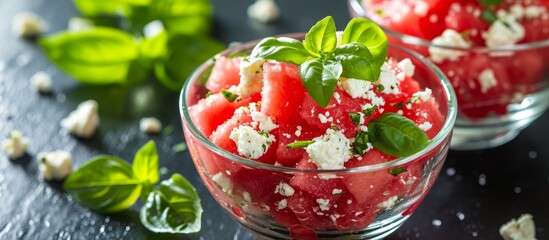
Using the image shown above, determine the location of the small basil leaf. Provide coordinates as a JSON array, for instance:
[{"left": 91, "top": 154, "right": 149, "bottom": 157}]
[
  {"left": 352, "top": 131, "right": 370, "bottom": 155},
  {"left": 39, "top": 27, "right": 139, "bottom": 84},
  {"left": 363, "top": 105, "right": 378, "bottom": 117},
  {"left": 221, "top": 89, "right": 239, "bottom": 102},
  {"left": 299, "top": 59, "right": 342, "bottom": 108},
  {"left": 250, "top": 37, "right": 311, "bottom": 65},
  {"left": 286, "top": 140, "right": 315, "bottom": 149},
  {"left": 332, "top": 43, "right": 380, "bottom": 81},
  {"left": 132, "top": 140, "right": 160, "bottom": 185},
  {"left": 63, "top": 155, "right": 142, "bottom": 213},
  {"left": 349, "top": 112, "right": 362, "bottom": 126},
  {"left": 368, "top": 113, "right": 430, "bottom": 157},
  {"left": 140, "top": 173, "right": 202, "bottom": 233},
  {"left": 388, "top": 167, "right": 407, "bottom": 176},
  {"left": 341, "top": 18, "right": 388, "bottom": 66},
  {"left": 154, "top": 34, "right": 225, "bottom": 91},
  {"left": 478, "top": 0, "right": 502, "bottom": 6},
  {"left": 304, "top": 16, "right": 337, "bottom": 57},
  {"left": 481, "top": 10, "right": 498, "bottom": 23}
]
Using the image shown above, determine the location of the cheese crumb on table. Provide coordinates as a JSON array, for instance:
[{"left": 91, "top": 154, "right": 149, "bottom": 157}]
[
  {"left": 139, "top": 117, "right": 162, "bottom": 134},
  {"left": 38, "top": 150, "right": 73, "bottom": 180},
  {"left": 499, "top": 214, "right": 537, "bottom": 240},
  {"left": 12, "top": 12, "right": 45, "bottom": 38},
  {"left": 30, "top": 71, "right": 52, "bottom": 93},
  {"left": 1, "top": 130, "right": 30, "bottom": 160},
  {"left": 61, "top": 100, "right": 100, "bottom": 138},
  {"left": 247, "top": 0, "right": 280, "bottom": 24}
]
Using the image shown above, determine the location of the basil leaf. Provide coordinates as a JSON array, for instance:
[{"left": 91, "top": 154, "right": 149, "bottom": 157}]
[
  {"left": 481, "top": 10, "right": 498, "bottom": 23},
  {"left": 349, "top": 112, "right": 362, "bottom": 126},
  {"left": 479, "top": 0, "right": 502, "bottom": 6},
  {"left": 341, "top": 18, "right": 388, "bottom": 66},
  {"left": 363, "top": 105, "right": 378, "bottom": 117},
  {"left": 140, "top": 29, "right": 168, "bottom": 61},
  {"left": 73, "top": 0, "right": 129, "bottom": 16},
  {"left": 299, "top": 59, "right": 342, "bottom": 108},
  {"left": 368, "top": 113, "right": 430, "bottom": 157},
  {"left": 250, "top": 37, "right": 311, "bottom": 65},
  {"left": 132, "top": 140, "right": 159, "bottom": 185},
  {"left": 39, "top": 27, "right": 139, "bottom": 84},
  {"left": 286, "top": 140, "right": 315, "bottom": 149},
  {"left": 154, "top": 34, "right": 225, "bottom": 91},
  {"left": 388, "top": 167, "right": 407, "bottom": 176},
  {"left": 63, "top": 155, "right": 143, "bottom": 213},
  {"left": 332, "top": 43, "right": 380, "bottom": 81},
  {"left": 303, "top": 16, "right": 337, "bottom": 57},
  {"left": 221, "top": 89, "right": 239, "bottom": 102},
  {"left": 151, "top": 0, "right": 213, "bottom": 36},
  {"left": 352, "top": 131, "right": 369, "bottom": 155},
  {"left": 140, "top": 173, "right": 202, "bottom": 233}
]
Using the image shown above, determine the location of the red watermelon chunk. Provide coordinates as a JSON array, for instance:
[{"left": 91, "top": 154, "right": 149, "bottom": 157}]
[
  {"left": 206, "top": 56, "right": 242, "bottom": 93},
  {"left": 287, "top": 193, "right": 335, "bottom": 230},
  {"left": 332, "top": 193, "right": 377, "bottom": 231},
  {"left": 290, "top": 157, "right": 347, "bottom": 204}
]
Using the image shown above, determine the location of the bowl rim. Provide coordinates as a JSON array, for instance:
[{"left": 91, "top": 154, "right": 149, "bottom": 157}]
[
  {"left": 179, "top": 33, "right": 458, "bottom": 174},
  {"left": 348, "top": 0, "right": 549, "bottom": 51}
]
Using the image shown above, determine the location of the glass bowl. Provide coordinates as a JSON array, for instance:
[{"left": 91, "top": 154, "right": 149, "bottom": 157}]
[
  {"left": 349, "top": 0, "right": 549, "bottom": 150},
  {"left": 179, "top": 35, "right": 457, "bottom": 239}
]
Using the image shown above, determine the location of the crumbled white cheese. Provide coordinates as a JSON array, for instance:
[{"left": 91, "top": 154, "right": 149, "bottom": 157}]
[
  {"left": 316, "top": 198, "right": 330, "bottom": 211},
  {"left": 332, "top": 189, "right": 343, "bottom": 195},
  {"left": 212, "top": 173, "right": 233, "bottom": 193},
  {"left": 397, "top": 58, "right": 415, "bottom": 77},
  {"left": 429, "top": 29, "right": 471, "bottom": 63},
  {"left": 242, "top": 191, "right": 252, "bottom": 202},
  {"left": 499, "top": 214, "right": 536, "bottom": 240},
  {"left": 413, "top": 1, "right": 429, "bottom": 17},
  {"left": 247, "top": 0, "right": 280, "bottom": 24},
  {"left": 418, "top": 122, "right": 433, "bottom": 131},
  {"left": 509, "top": 4, "right": 525, "bottom": 19},
  {"left": 30, "top": 71, "right": 52, "bottom": 93},
  {"left": 251, "top": 111, "right": 278, "bottom": 132},
  {"left": 295, "top": 126, "right": 302, "bottom": 137},
  {"left": 524, "top": 6, "right": 546, "bottom": 20},
  {"left": 412, "top": 88, "right": 432, "bottom": 102},
  {"left": 484, "top": 16, "right": 525, "bottom": 47},
  {"left": 317, "top": 112, "right": 333, "bottom": 123},
  {"left": 377, "top": 196, "right": 399, "bottom": 210},
  {"left": 139, "top": 117, "right": 162, "bottom": 134},
  {"left": 238, "top": 57, "right": 265, "bottom": 96},
  {"left": 230, "top": 125, "right": 275, "bottom": 159},
  {"left": 276, "top": 199, "right": 288, "bottom": 210},
  {"left": 340, "top": 78, "right": 373, "bottom": 98},
  {"left": 479, "top": 68, "right": 498, "bottom": 93},
  {"left": 12, "top": 12, "right": 45, "bottom": 37},
  {"left": 306, "top": 129, "right": 352, "bottom": 170},
  {"left": 38, "top": 150, "right": 73, "bottom": 180},
  {"left": 67, "top": 17, "right": 94, "bottom": 32},
  {"left": 333, "top": 92, "right": 342, "bottom": 104},
  {"left": 61, "top": 100, "right": 100, "bottom": 138},
  {"left": 377, "top": 62, "right": 400, "bottom": 95},
  {"left": 1, "top": 130, "right": 30, "bottom": 160},
  {"left": 274, "top": 181, "right": 295, "bottom": 196}
]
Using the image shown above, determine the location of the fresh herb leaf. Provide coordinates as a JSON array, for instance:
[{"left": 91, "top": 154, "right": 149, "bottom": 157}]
[
  {"left": 150, "top": 0, "right": 213, "bottom": 36},
  {"left": 63, "top": 155, "right": 143, "bottom": 213},
  {"left": 250, "top": 37, "right": 311, "bottom": 65},
  {"left": 352, "top": 131, "right": 370, "bottom": 155},
  {"left": 368, "top": 113, "right": 431, "bottom": 157},
  {"left": 363, "top": 105, "right": 378, "bottom": 117},
  {"left": 341, "top": 18, "right": 388, "bottom": 66},
  {"left": 221, "top": 89, "right": 239, "bottom": 102},
  {"left": 388, "top": 167, "right": 407, "bottom": 176},
  {"left": 331, "top": 43, "right": 379, "bottom": 81},
  {"left": 478, "top": 0, "right": 502, "bottom": 6},
  {"left": 39, "top": 27, "right": 140, "bottom": 84},
  {"left": 140, "top": 173, "right": 202, "bottom": 233},
  {"left": 393, "top": 102, "right": 403, "bottom": 109},
  {"left": 349, "top": 112, "right": 362, "bottom": 126},
  {"left": 286, "top": 140, "right": 315, "bottom": 149},
  {"left": 299, "top": 59, "right": 342, "bottom": 108},
  {"left": 375, "top": 9, "right": 383, "bottom": 15},
  {"left": 481, "top": 9, "right": 498, "bottom": 23},
  {"left": 330, "top": 124, "right": 340, "bottom": 130},
  {"left": 303, "top": 16, "right": 337, "bottom": 57},
  {"left": 132, "top": 140, "right": 159, "bottom": 185},
  {"left": 376, "top": 84, "right": 385, "bottom": 92}
]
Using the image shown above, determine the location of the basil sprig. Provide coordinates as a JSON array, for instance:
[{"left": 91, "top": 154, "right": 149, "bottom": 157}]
[
  {"left": 478, "top": 0, "right": 502, "bottom": 6},
  {"left": 63, "top": 140, "right": 202, "bottom": 234},
  {"left": 368, "top": 113, "right": 431, "bottom": 157},
  {"left": 250, "top": 16, "right": 388, "bottom": 108}
]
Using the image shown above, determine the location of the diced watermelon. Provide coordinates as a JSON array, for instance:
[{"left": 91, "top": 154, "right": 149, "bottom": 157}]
[
  {"left": 332, "top": 193, "right": 377, "bottom": 231},
  {"left": 231, "top": 168, "right": 291, "bottom": 205},
  {"left": 444, "top": 2, "right": 489, "bottom": 45},
  {"left": 261, "top": 62, "right": 306, "bottom": 124},
  {"left": 274, "top": 112, "right": 324, "bottom": 167},
  {"left": 287, "top": 193, "right": 335, "bottom": 230},
  {"left": 289, "top": 157, "right": 347, "bottom": 204},
  {"left": 206, "top": 56, "right": 242, "bottom": 93}
]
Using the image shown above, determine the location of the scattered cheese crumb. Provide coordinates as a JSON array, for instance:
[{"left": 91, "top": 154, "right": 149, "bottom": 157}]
[
  {"left": 1, "top": 130, "right": 30, "bottom": 160},
  {"left": 295, "top": 126, "right": 302, "bottom": 137},
  {"left": 412, "top": 88, "right": 432, "bottom": 102},
  {"left": 499, "top": 214, "right": 536, "bottom": 240},
  {"left": 251, "top": 111, "right": 278, "bottom": 132},
  {"left": 341, "top": 78, "right": 373, "bottom": 98},
  {"left": 484, "top": 16, "right": 525, "bottom": 47},
  {"left": 479, "top": 68, "right": 498, "bottom": 93},
  {"left": 12, "top": 12, "right": 45, "bottom": 38},
  {"left": 274, "top": 181, "right": 295, "bottom": 196},
  {"left": 212, "top": 173, "right": 233, "bottom": 193},
  {"left": 242, "top": 191, "right": 252, "bottom": 202},
  {"left": 413, "top": 1, "right": 429, "bottom": 17},
  {"left": 247, "top": 0, "right": 280, "bottom": 24},
  {"left": 30, "top": 71, "right": 52, "bottom": 93},
  {"left": 377, "top": 62, "right": 400, "bottom": 95},
  {"left": 276, "top": 199, "right": 288, "bottom": 210},
  {"left": 139, "top": 117, "right": 162, "bottom": 134},
  {"left": 316, "top": 198, "right": 330, "bottom": 211},
  {"left": 230, "top": 125, "right": 274, "bottom": 159},
  {"left": 238, "top": 57, "right": 265, "bottom": 96},
  {"left": 397, "top": 58, "right": 415, "bottom": 77},
  {"left": 61, "top": 100, "right": 100, "bottom": 138},
  {"left": 332, "top": 189, "right": 343, "bottom": 195},
  {"left": 306, "top": 129, "right": 352, "bottom": 170},
  {"left": 524, "top": 6, "right": 546, "bottom": 20},
  {"left": 333, "top": 92, "right": 342, "bottom": 104},
  {"left": 377, "top": 196, "right": 399, "bottom": 210},
  {"left": 38, "top": 150, "right": 72, "bottom": 180},
  {"left": 429, "top": 29, "right": 471, "bottom": 63},
  {"left": 418, "top": 122, "right": 433, "bottom": 131}
]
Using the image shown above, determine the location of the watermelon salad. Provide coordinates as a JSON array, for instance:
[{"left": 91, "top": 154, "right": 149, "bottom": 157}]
[
  {"left": 183, "top": 17, "right": 452, "bottom": 234},
  {"left": 362, "top": 0, "right": 549, "bottom": 120}
]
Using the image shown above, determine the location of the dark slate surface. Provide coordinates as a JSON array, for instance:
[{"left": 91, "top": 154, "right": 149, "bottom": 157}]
[{"left": 0, "top": 0, "right": 547, "bottom": 239}]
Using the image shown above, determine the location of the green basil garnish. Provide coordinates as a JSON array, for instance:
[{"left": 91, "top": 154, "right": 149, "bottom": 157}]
[
  {"left": 287, "top": 140, "right": 315, "bottom": 149},
  {"left": 368, "top": 113, "right": 430, "bottom": 157},
  {"left": 221, "top": 89, "right": 239, "bottom": 102},
  {"left": 388, "top": 167, "right": 407, "bottom": 176}
]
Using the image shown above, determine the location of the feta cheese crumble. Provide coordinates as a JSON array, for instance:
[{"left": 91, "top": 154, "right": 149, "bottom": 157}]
[
  {"left": 274, "top": 181, "right": 295, "bottom": 196},
  {"left": 332, "top": 189, "right": 343, "bottom": 195},
  {"left": 251, "top": 111, "right": 278, "bottom": 132},
  {"left": 212, "top": 173, "right": 233, "bottom": 193},
  {"left": 499, "top": 214, "right": 536, "bottom": 240},
  {"left": 238, "top": 58, "right": 265, "bottom": 96},
  {"left": 377, "top": 62, "right": 400, "bottom": 95},
  {"left": 429, "top": 29, "right": 471, "bottom": 63},
  {"left": 276, "top": 199, "right": 288, "bottom": 210},
  {"left": 377, "top": 196, "right": 399, "bottom": 210},
  {"left": 340, "top": 78, "right": 373, "bottom": 98},
  {"left": 61, "top": 100, "right": 100, "bottom": 138},
  {"left": 412, "top": 88, "right": 432, "bottom": 102},
  {"left": 478, "top": 68, "right": 498, "bottom": 93},
  {"left": 230, "top": 125, "right": 275, "bottom": 159},
  {"left": 12, "top": 12, "right": 45, "bottom": 38},
  {"left": 139, "top": 117, "right": 162, "bottom": 134},
  {"left": 247, "top": 0, "right": 280, "bottom": 24},
  {"left": 30, "top": 71, "right": 52, "bottom": 93},
  {"left": 38, "top": 150, "right": 73, "bottom": 180},
  {"left": 397, "top": 58, "right": 415, "bottom": 77},
  {"left": 418, "top": 122, "right": 433, "bottom": 131},
  {"left": 316, "top": 198, "right": 330, "bottom": 211},
  {"left": 306, "top": 129, "right": 352, "bottom": 170},
  {"left": 1, "top": 130, "right": 30, "bottom": 160},
  {"left": 484, "top": 16, "right": 525, "bottom": 47}
]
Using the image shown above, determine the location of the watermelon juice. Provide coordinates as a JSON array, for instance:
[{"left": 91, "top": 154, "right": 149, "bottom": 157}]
[
  {"left": 180, "top": 26, "right": 456, "bottom": 238},
  {"left": 350, "top": 0, "right": 549, "bottom": 150}
]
